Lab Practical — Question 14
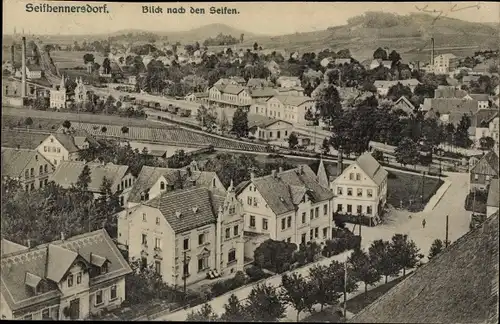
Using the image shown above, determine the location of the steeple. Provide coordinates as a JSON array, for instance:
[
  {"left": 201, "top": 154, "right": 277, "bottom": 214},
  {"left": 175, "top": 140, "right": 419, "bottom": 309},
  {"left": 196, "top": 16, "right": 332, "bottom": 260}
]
[
  {"left": 60, "top": 74, "right": 65, "bottom": 90},
  {"left": 228, "top": 179, "right": 234, "bottom": 192},
  {"left": 317, "top": 157, "right": 329, "bottom": 188}
]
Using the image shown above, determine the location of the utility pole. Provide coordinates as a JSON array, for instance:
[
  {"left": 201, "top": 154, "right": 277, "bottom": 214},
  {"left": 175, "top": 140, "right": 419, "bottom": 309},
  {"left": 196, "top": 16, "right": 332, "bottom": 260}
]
[
  {"left": 343, "top": 260, "right": 347, "bottom": 318},
  {"left": 445, "top": 215, "right": 449, "bottom": 248},
  {"left": 421, "top": 171, "right": 425, "bottom": 205},
  {"left": 358, "top": 213, "right": 362, "bottom": 237}
]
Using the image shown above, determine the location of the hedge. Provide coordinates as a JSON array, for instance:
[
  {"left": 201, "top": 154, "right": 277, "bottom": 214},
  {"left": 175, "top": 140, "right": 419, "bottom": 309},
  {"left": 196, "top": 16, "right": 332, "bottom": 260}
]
[
  {"left": 210, "top": 271, "right": 247, "bottom": 297},
  {"left": 322, "top": 236, "right": 361, "bottom": 258},
  {"left": 334, "top": 213, "right": 377, "bottom": 227},
  {"left": 245, "top": 265, "right": 269, "bottom": 282}
]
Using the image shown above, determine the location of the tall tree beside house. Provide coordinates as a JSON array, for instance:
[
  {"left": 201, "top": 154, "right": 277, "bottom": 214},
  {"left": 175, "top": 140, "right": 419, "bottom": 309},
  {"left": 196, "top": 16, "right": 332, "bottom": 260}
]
[
  {"left": 348, "top": 248, "right": 381, "bottom": 295},
  {"left": 394, "top": 137, "right": 419, "bottom": 167},
  {"left": 454, "top": 114, "right": 473, "bottom": 148},
  {"left": 428, "top": 239, "right": 445, "bottom": 260},
  {"left": 167, "top": 149, "right": 193, "bottom": 168},
  {"left": 245, "top": 283, "right": 286, "bottom": 322},
  {"left": 254, "top": 239, "right": 298, "bottom": 274},
  {"left": 368, "top": 239, "right": 400, "bottom": 283},
  {"left": 93, "top": 176, "right": 121, "bottom": 235},
  {"left": 76, "top": 165, "right": 92, "bottom": 191},
  {"left": 316, "top": 84, "right": 342, "bottom": 126},
  {"left": 388, "top": 234, "right": 421, "bottom": 276},
  {"left": 231, "top": 107, "right": 249, "bottom": 138},
  {"left": 121, "top": 126, "right": 129, "bottom": 134},
  {"left": 388, "top": 50, "right": 401, "bottom": 64},
  {"left": 187, "top": 303, "right": 219, "bottom": 322},
  {"left": 83, "top": 53, "right": 95, "bottom": 65},
  {"left": 373, "top": 47, "right": 388, "bottom": 60},
  {"left": 288, "top": 132, "right": 299, "bottom": 149},
  {"left": 253, "top": 42, "right": 259, "bottom": 51},
  {"left": 280, "top": 273, "right": 316, "bottom": 322},
  {"left": 24, "top": 117, "right": 33, "bottom": 131},
  {"left": 101, "top": 126, "right": 108, "bottom": 134},
  {"left": 62, "top": 120, "right": 72, "bottom": 130},
  {"left": 387, "top": 83, "right": 413, "bottom": 102},
  {"left": 308, "top": 264, "right": 341, "bottom": 311},
  {"left": 479, "top": 136, "right": 495, "bottom": 151},
  {"left": 321, "top": 137, "right": 331, "bottom": 155},
  {"left": 219, "top": 110, "right": 230, "bottom": 133},
  {"left": 221, "top": 294, "right": 250, "bottom": 322},
  {"left": 444, "top": 123, "right": 456, "bottom": 147}
]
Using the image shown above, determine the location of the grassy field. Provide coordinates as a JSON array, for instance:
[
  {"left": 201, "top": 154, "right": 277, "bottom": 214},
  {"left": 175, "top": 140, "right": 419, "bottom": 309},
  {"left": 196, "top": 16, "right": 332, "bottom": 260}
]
[
  {"left": 2, "top": 115, "right": 62, "bottom": 131},
  {"left": 1, "top": 129, "right": 50, "bottom": 149},
  {"left": 50, "top": 51, "right": 106, "bottom": 69}
]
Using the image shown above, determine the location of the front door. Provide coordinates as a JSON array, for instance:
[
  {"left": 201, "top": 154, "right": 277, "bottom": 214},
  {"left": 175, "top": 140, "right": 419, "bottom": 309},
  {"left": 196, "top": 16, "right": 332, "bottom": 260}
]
[{"left": 69, "top": 298, "right": 80, "bottom": 319}]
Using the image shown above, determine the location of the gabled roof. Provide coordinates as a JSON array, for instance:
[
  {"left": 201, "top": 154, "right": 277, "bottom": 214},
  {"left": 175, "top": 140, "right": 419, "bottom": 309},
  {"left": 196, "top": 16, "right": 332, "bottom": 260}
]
[
  {"left": 1, "top": 239, "right": 28, "bottom": 257},
  {"left": 471, "top": 109, "right": 499, "bottom": 128},
  {"left": 434, "top": 86, "right": 468, "bottom": 99},
  {"left": 423, "top": 98, "right": 478, "bottom": 115},
  {"left": 127, "top": 166, "right": 221, "bottom": 203},
  {"left": 373, "top": 79, "right": 421, "bottom": 88},
  {"left": 49, "top": 161, "right": 130, "bottom": 193},
  {"left": 1, "top": 148, "right": 53, "bottom": 179},
  {"left": 247, "top": 78, "right": 269, "bottom": 88},
  {"left": 222, "top": 84, "right": 247, "bottom": 95},
  {"left": 248, "top": 115, "right": 292, "bottom": 129},
  {"left": 487, "top": 179, "right": 499, "bottom": 208},
  {"left": 469, "top": 93, "right": 490, "bottom": 102},
  {"left": 470, "top": 151, "right": 499, "bottom": 176},
  {"left": 316, "top": 159, "right": 329, "bottom": 188},
  {"left": 270, "top": 95, "right": 315, "bottom": 106},
  {"left": 355, "top": 152, "right": 388, "bottom": 186},
  {"left": 250, "top": 87, "right": 278, "bottom": 98},
  {"left": 145, "top": 187, "right": 219, "bottom": 234},
  {"left": 394, "top": 96, "right": 415, "bottom": 112},
  {"left": 1, "top": 229, "right": 132, "bottom": 311},
  {"left": 350, "top": 211, "right": 499, "bottom": 324},
  {"left": 237, "top": 165, "right": 333, "bottom": 216}
]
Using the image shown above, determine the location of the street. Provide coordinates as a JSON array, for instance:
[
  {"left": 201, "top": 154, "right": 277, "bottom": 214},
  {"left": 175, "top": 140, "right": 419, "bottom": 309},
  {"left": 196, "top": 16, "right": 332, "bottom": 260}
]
[{"left": 155, "top": 172, "right": 471, "bottom": 321}]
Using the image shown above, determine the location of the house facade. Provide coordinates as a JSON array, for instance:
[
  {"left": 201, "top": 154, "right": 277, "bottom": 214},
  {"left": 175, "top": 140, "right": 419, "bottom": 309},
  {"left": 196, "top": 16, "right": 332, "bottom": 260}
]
[
  {"left": 36, "top": 132, "right": 97, "bottom": 166},
  {"left": 265, "top": 95, "right": 315, "bottom": 125},
  {"left": 469, "top": 151, "right": 499, "bottom": 192},
  {"left": 50, "top": 76, "right": 68, "bottom": 110},
  {"left": 1, "top": 147, "right": 55, "bottom": 192},
  {"left": 26, "top": 64, "right": 43, "bottom": 79},
  {"left": 117, "top": 187, "right": 244, "bottom": 286},
  {"left": 331, "top": 153, "right": 388, "bottom": 219},
  {"left": 374, "top": 79, "right": 421, "bottom": 97},
  {"left": 248, "top": 118, "right": 293, "bottom": 141},
  {"left": 432, "top": 54, "right": 459, "bottom": 74},
  {"left": 277, "top": 76, "right": 301, "bottom": 89},
  {"left": 0, "top": 230, "right": 132, "bottom": 320},
  {"left": 208, "top": 84, "right": 252, "bottom": 110},
  {"left": 235, "top": 165, "right": 334, "bottom": 259}
]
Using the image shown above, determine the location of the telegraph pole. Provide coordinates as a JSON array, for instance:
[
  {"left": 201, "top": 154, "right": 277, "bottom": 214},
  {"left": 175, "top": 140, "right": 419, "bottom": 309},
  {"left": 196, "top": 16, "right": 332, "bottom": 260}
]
[
  {"left": 445, "top": 215, "right": 449, "bottom": 248},
  {"left": 343, "top": 260, "right": 347, "bottom": 318},
  {"left": 183, "top": 251, "right": 188, "bottom": 294},
  {"left": 421, "top": 171, "right": 425, "bottom": 205}
]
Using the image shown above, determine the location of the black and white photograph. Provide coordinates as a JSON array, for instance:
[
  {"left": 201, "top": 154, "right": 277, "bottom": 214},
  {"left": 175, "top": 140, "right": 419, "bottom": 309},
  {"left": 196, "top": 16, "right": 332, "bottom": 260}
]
[{"left": 1, "top": 1, "right": 499, "bottom": 322}]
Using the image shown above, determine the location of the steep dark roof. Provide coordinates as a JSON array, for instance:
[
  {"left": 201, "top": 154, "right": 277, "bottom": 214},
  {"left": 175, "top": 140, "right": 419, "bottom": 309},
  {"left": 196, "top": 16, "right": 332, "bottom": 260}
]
[
  {"left": 434, "top": 86, "right": 468, "bottom": 99},
  {"left": 471, "top": 109, "right": 499, "bottom": 128},
  {"left": 1, "top": 148, "right": 53, "bottom": 178},
  {"left": 0, "top": 229, "right": 131, "bottom": 311},
  {"left": 487, "top": 179, "right": 499, "bottom": 208},
  {"left": 470, "top": 151, "right": 499, "bottom": 176},
  {"left": 145, "top": 187, "right": 218, "bottom": 233},
  {"left": 424, "top": 98, "right": 478, "bottom": 115},
  {"left": 350, "top": 211, "right": 499, "bottom": 324},
  {"left": 248, "top": 115, "right": 292, "bottom": 129},
  {"left": 1, "top": 130, "right": 49, "bottom": 149},
  {"left": 356, "top": 153, "right": 388, "bottom": 186}
]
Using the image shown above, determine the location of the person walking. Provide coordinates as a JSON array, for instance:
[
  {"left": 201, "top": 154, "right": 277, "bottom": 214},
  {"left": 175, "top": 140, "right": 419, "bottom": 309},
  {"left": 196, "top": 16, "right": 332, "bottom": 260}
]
[{"left": 422, "top": 219, "right": 426, "bottom": 228}]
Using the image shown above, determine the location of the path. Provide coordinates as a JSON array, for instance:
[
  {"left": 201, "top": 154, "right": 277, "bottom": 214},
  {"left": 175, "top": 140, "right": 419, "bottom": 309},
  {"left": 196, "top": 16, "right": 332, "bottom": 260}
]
[{"left": 155, "top": 172, "right": 471, "bottom": 321}]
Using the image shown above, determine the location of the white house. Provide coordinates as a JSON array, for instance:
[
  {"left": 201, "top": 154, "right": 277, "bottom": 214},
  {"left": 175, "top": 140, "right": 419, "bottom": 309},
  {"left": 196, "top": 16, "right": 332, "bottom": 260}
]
[
  {"left": 208, "top": 84, "right": 252, "bottom": 109},
  {"left": 277, "top": 76, "right": 301, "bottom": 89},
  {"left": 26, "top": 64, "right": 42, "bottom": 79},
  {"left": 37, "top": 131, "right": 99, "bottom": 166},
  {"left": 0, "top": 229, "right": 132, "bottom": 320},
  {"left": 331, "top": 153, "right": 388, "bottom": 219},
  {"left": 117, "top": 186, "right": 244, "bottom": 286},
  {"left": 50, "top": 76, "right": 68, "bottom": 110},
  {"left": 464, "top": 93, "right": 490, "bottom": 110},
  {"left": 374, "top": 79, "right": 421, "bottom": 97},
  {"left": 265, "top": 95, "right": 315, "bottom": 124},
  {"left": 235, "top": 165, "right": 334, "bottom": 259},
  {"left": 248, "top": 117, "right": 293, "bottom": 141},
  {"left": 431, "top": 54, "right": 459, "bottom": 75}
]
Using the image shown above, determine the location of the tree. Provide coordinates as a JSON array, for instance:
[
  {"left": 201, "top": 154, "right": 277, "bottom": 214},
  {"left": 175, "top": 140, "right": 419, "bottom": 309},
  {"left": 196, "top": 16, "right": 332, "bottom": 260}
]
[
  {"left": 288, "top": 132, "right": 299, "bottom": 149},
  {"left": 348, "top": 248, "right": 381, "bottom": 295},
  {"left": 101, "top": 126, "right": 107, "bottom": 134},
  {"left": 454, "top": 114, "right": 472, "bottom": 148},
  {"left": 219, "top": 110, "right": 230, "bottom": 133},
  {"left": 196, "top": 105, "right": 217, "bottom": 129},
  {"left": 368, "top": 239, "right": 399, "bottom": 283},
  {"left": 83, "top": 53, "right": 95, "bottom": 65},
  {"left": 388, "top": 234, "right": 420, "bottom": 276},
  {"left": 253, "top": 42, "right": 258, "bottom": 51},
  {"left": 187, "top": 303, "right": 219, "bottom": 322},
  {"left": 321, "top": 138, "right": 330, "bottom": 155},
  {"left": 240, "top": 33, "right": 244, "bottom": 43},
  {"left": 62, "top": 120, "right": 72, "bottom": 130},
  {"left": 372, "top": 149, "right": 384, "bottom": 162},
  {"left": 221, "top": 294, "right": 249, "bottom": 322},
  {"left": 254, "top": 239, "right": 297, "bottom": 274},
  {"left": 388, "top": 50, "right": 401, "bottom": 63},
  {"left": 316, "top": 84, "right": 342, "bottom": 126},
  {"left": 231, "top": 108, "right": 249, "bottom": 138},
  {"left": 245, "top": 283, "right": 286, "bottom": 322},
  {"left": 308, "top": 264, "right": 340, "bottom": 311},
  {"left": 167, "top": 150, "right": 193, "bottom": 168},
  {"left": 24, "top": 117, "right": 33, "bottom": 130},
  {"left": 76, "top": 165, "right": 92, "bottom": 191},
  {"left": 479, "top": 136, "right": 495, "bottom": 150},
  {"left": 280, "top": 273, "right": 315, "bottom": 322},
  {"left": 428, "top": 239, "right": 444, "bottom": 260},
  {"left": 387, "top": 83, "right": 412, "bottom": 101},
  {"left": 394, "top": 137, "right": 419, "bottom": 167},
  {"left": 121, "top": 126, "right": 129, "bottom": 134},
  {"left": 102, "top": 57, "right": 111, "bottom": 74},
  {"left": 373, "top": 47, "right": 388, "bottom": 60}
]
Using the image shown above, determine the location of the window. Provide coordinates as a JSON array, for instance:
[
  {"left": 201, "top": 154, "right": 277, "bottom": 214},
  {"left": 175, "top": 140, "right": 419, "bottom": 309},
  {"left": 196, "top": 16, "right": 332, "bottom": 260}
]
[
  {"left": 198, "top": 233, "right": 205, "bottom": 245},
  {"left": 155, "top": 260, "right": 161, "bottom": 273},
  {"left": 76, "top": 272, "right": 82, "bottom": 284},
  {"left": 337, "top": 187, "right": 343, "bottom": 195},
  {"left": 142, "top": 234, "right": 147, "bottom": 245},
  {"left": 44, "top": 146, "right": 47, "bottom": 152},
  {"left": 357, "top": 188, "right": 363, "bottom": 197},
  {"left": 30, "top": 168, "right": 34, "bottom": 177},
  {"left": 57, "top": 148, "right": 61, "bottom": 153},
  {"left": 310, "top": 229, "right": 314, "bottom": 241},
  {"left": 356, "top": 173, "right": 361, "bottom": 180},
  {"left": 142, "top": 213, "right": 147, "bottom": 222},
  {"left": 247, "top": 197, "right": 252, "bottom": 205},
  {"left": 228, "top": 249, "right": 236, "bottom": 263},
  {"left": 25, "top": 169, "right": 29, "bottom": 179},
  {"left": 30, "top": 183, "right": 35, "bottom": 191},
  {"left": 183, "top": 238, "right": 189, "bottom": 250},
  {"left": 24, "top": 314, "right": 33, "bottom": 320},
  {"left": 233, "top": 225, "right": 239, "bottom": 236},
  {"left": 225, "top": 228, "right": 231, "bottom": 239},
  {"left": 310, "top": 208, "right": 314, "bottom": 219},
  {"left": 253, "top": 197, "right": 258, "bottom": 207},
  {"left": 198, "top": 256, "right": 209, "bottom": 271},
  {"left": 53, "top": 160, "right": 57, "bottom": 165},
  {"left": 262, "top": 219, "right": 268, "bottom": 230},
  {"left": 67, "top": 274, "right": 74, "bottom": 287},
  {"left": 347, "top": 188, "right": 353, "bottom": 196},
  {"left": 367, "top": 206, "right": 372, "bottom": 215},
  {"left": 110, "top": 285, "right": 117, "bottom": 300},
  {"left": 323, "top": 228, "right": 328, "bottom": 238},
  {"left": 39, "top": 165, "right": 43, "bottom": 174},
  {"left": 212, "top": 178, "right": 216, "bottom": 188},
  {"left": 302, "top": 212, "right": 307, "bottom": 224},
  {"left": 160, "top": 181, "right": 165, "bottom": 190},
  {"left": 347, "top": 204, "right": 352, "bottom": 213},
  {"left": 315, "top": 207, "right": 319, "bottom": 219},
  {"left": 141, "top": 257, "right": 147, "bottom": 269},
  {"left": 367, "top": 189, "right": 373, "bottom": 197},
  {"left": 155, "top": 238, "right": 161, "bottom": 249},
  {"left": 357, "top": 205, "right": 362, "bottom": 214},
  {"left": 95, "top": 290, "right": 103, "bottom": 305},
  {"left": 42, "top": 308, "right": 50, "bottom": 319},
  {"left": 337, "top": 204, "right": 343, "bottom": 212},
  {"left": 314, "top": 227, "right": 319, "bottom": 238},
  {"left": 156, "top": 217, "right": 160, "bottom": 225},
  {"left": 281, "top": 218, "right": 286, "bottom": 230},
  {"left": 40, "top": 180, "right": 44, "bottom": 188},
  {"left": 301, "top": 233, "right": 307, "bottom": 245},
  {"left": 287, "top": 216, "right": 292, "bottom": 228},
  {"left": 183, "top": 263, "right": 189, "bottom": 277},
  {"left": 250, "top": 215, "right": 256, "bottom": 228},
  {"left": 349, "top": 173, "right": 354, "bottom": 180},
  {"left": 101, "top": 263, "right": 108, "bottom": 274},
  {"left": 44, "top": 164, "right": 48, "bottom": 173}
]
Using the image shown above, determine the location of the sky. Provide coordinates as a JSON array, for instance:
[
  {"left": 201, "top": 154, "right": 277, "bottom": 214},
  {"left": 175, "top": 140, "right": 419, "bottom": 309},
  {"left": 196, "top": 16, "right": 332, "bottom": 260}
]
[{"left": 3, "top": 0, "right": 499, "bottom": 36}]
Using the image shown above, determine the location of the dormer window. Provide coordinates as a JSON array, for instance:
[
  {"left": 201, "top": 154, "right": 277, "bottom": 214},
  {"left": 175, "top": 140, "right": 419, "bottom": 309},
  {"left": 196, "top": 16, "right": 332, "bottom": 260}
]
[
  {"left": 160, "top": 181, "right": 165, "bottom": 190},
  {"left": 76, "top": 272, "right": 82, "bottom": 284},
  {"left": 100, "top": 263, "right": 108, "bottom": 275}
]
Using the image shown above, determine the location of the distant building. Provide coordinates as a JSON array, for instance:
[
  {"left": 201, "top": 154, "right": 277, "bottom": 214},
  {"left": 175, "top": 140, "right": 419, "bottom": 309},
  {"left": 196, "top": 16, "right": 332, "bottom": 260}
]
[
  {"left": 184, "top": 92, "right": 209, "bottom": 104},
  {"left": 277, "top": 76, "right": 301, "bottom": 88},
  {"left": 373, "top": 79, "right": 421, "bottom": 96},
  {"left": 73, "top": 77, "right": 87, "bottom": 103},
  {"left": 36, "top": 131, "right": 99, "bottom": 166},
  {"left": 369, "top": 59, "right": 392, "bottom": 70},
  {"left": 422, "top": 98, "right": 478, "bottom": 126},
  {"left": 50, "top": 76, "right": 68, "bottom": 110},
  {"left": 434, "top": 86, "right": 468, "bottom": 99},
  {"left": 0, "top": 229, "right": 132, "bottom": 320},
  {"left": 432, "top": 54, "right": 459, "bottom": 74},
  {"left": 1, "top": 147, "right": 55, "bottom": 192},
  {"left": 208, "top": 84, "right": 252, "bottom": 110},
  {"left": 248, "top": 117, "right": 293, "bottom": 141},
  {"left": 470, "top": 110, "right": 499, "bottom": 147},
  {"left": 26, "top": 64, "right": 42, "bottom": 79},
  {"left": 464, "top": 93, "right": 490, "bottom": 110},
  {"left": 265, "top": 95, "right": 315, "bottom": 124},
  {"left": 393, "top": 96, "right": 416, "bottom": 116}
]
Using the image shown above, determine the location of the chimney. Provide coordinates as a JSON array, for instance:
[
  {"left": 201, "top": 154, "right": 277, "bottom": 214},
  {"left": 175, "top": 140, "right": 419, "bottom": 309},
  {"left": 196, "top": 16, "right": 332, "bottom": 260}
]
[
  {"left": 16, "top": 144, "right": 20, "bottom": 150},
  {"left": 431, "top": 37, "right": 435, "bottom": 66},
  {"left": 60, "top": 232, "right": 65, "bottom": 241},
  {"left": 271, "top": 170, "right": 277, "bottom": 178},
  {"left": 10, "top": 44, "right": 14, "bottom": 65},
  {"left": 21, "top": 37, "right": 27, "bottom": 97},
  {"left": 250, "top": 171, "right": 255, "bottom": 180},
  {"left": 27, "top": 239, "right": 31, "bottom": 249},
  {"left": 175, "top": 211, "right": 182, "bottom": 218},
  {"left": 337, "top": 150, "right": 344, "bottom": 176},
  {"left": 192, "top": 206, "right": 198, "bottom": 213},
  {"left": 278, "top": 166, "right": 283, "bottom": 174},
  {"left": 299, "top": 165, "right": 304, "bottom": 175}
]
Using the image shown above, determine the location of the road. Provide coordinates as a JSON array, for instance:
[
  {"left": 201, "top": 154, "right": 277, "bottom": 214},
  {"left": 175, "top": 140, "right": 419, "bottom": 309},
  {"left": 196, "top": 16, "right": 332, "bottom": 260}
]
[{"left": 155, "top": 172, "right": 471, "bottom": 321}]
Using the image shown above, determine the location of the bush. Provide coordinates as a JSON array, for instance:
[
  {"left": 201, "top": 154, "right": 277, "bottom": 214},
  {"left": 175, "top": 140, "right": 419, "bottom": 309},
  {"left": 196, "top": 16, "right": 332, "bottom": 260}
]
[
  {"left": 245, "top": 265, "right": 268, "bottom": 282},
  {"left": 334, "top": 213, "right": 376, "bottom": 226},
  {"left": 322, "top": 235, "right": 361, "bottom": 257},
  {"left": 210, "top": 271, "right": 248, "bottom": 297}
]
